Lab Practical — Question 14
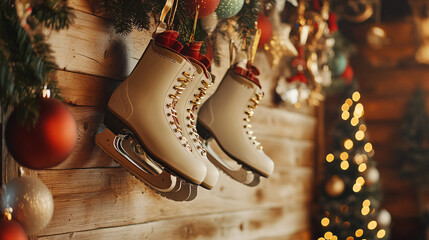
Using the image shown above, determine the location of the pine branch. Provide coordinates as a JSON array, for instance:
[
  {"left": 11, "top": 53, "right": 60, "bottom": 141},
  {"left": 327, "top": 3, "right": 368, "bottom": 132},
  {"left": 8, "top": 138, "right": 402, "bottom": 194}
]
[
  {"left": 32, "top": 0, "right": 75, "bottom": 31},
  {"left": 236, "top": 0, "right": 260, "bottom": 47}
]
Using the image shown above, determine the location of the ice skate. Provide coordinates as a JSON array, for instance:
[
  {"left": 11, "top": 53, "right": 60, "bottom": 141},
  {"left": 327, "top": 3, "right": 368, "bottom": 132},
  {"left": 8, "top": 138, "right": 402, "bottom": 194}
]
[
  {"left": 177, "top": 42, "right": 219, "bottom": 190},
  {"left": 197, "top": 60, "right": 275, "bottom": 186},
  {"left": 95, "top": 7, "right": 207, "bottom": 200}
]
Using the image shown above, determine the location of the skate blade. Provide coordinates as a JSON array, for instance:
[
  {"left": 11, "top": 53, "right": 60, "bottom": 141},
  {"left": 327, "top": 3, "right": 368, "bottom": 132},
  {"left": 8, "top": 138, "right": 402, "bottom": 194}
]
[
  {"left": 96, "top": 128, "right": 178, "bottom": 191},
  {"left": 203, "top": 138, "right": 261, "bottom": 187},
  {"left": 159, "top": 179, "right": 198, "bottom": 202}
]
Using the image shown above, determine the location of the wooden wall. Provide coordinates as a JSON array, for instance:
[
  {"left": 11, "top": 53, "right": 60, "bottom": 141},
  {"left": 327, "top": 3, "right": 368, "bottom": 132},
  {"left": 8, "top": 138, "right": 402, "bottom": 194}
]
[
  {"left": 343, "top": 18, "right": 426, "bottom": 240},
  {"left": 2, "top": 1, "right": 318, "bottom": 239}
]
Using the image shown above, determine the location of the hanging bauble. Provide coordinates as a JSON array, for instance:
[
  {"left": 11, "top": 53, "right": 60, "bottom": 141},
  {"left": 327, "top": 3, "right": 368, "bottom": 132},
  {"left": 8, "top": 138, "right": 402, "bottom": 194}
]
[
  {"left": 330, "top": 54, "right": 348, "bottom": 76},
  {"left": 325, "top": 175, "right": 345, "bottom": 197},
  {"left": 186, "top": 0, "right": 220, "bottom": 19},
  {"left": 276, "top": 73, "right": 310, "bottom": 108},
  {"left": 215, "top": 0, "right": 244, "bottom": 19},
  {"left": 340, "top": 64, "right": 354, "bottom": 84},
  {"left": 0, "top": 219, "right": 28, "bottom": 240},
  {"left": 6, "top": 97, "right": 77, "bottom": 169},
  {"left": 2, "top": 176, "right": 54, "bottom": 235},
  {"left": 257, "top": 13, "right": 273, "bottom": 48},
  {"left": 378, "top": 209, "right": 392, "bottom": 227},
  {"left": 366, "top": 26, "right": 389, "bottom": 50},
  {"left": 365, "top": 166, "right": 380, "bottom": 185}
]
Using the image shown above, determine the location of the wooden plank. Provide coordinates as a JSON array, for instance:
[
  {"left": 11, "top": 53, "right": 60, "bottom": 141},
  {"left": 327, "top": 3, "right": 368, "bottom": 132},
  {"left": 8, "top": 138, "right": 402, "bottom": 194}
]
[
  {"left": 35, "top": 166, "right": 313, "bottom": 235},
  {"left": 37, "top": 206, "right": 309, "bottom": 240}
]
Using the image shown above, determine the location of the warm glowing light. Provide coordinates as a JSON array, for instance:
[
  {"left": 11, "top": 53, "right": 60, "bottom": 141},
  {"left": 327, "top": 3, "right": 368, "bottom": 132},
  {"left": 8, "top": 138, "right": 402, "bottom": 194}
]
[
  {"left": 359, "top": 163, "right": 367, "bottom": 172},
  {"left": 351, "top": 117, "right": 359, "bottom": 126},
  {"left": 355, "top": 130, "right": 365, "bottom": 141},
  {"left": 341, "top": 205, "right": 349, "bottom": 213},
  {"left": 331, "top": 236, "right": 338, "bottom": 240},
  {"left": 356, "top": 176, "right": 365, "bottom": 185},
  {"left": 359, "top": 124, "right": 367, "bottom": 132},
  {"left": 368, "top": 220, "right": 377, "bottom": 230},
  {"left": 353, "top": 183, "right": 362, "bottom": 192},
  {"left": 344, "top": 221, "right": 351, "bottom": 228},
  {"left": 321, "top": 217, "right": 330, "bottom": 226},
  {"left": 324, "top": 231, "right": 333, "bottom": 239},
  {"left": 341, "top": 161, "right": 350, "bottom": 170},
  {"left": 355, "top": 155, "right": 364, "bottom": 164},
  {"left": 364, "top": 143, "right": 373, "bottom": 152},
  {"left": 355, "top": 103, "right": 364, "bottom": 112},
  {"left": 377, "top": 229, "right": 386, "bottom": 238},
  {"left": 355, "top": 229, "right": 364, "bottom": 237},
  {"left": 352, "top": 92, "right": 361, "bottom": 102},
  {"left": 346, "top": 237, "right": 354, "bottom": 240},
  {"left": 363, "top": 199, "right": 371, "bottom": 207},
  {"left": 361, "top": 206, "right": 370, "bottom": 215},
  {"left": 342, "top": 111, "right": 350, "bottom": 120},
  {"left": 326, "top": 153, "right": 335, "bottom": 162},
  {"left": 369, "top": 150, "right": 375, "bottom": 157},
  {"left": 344, "top": 139, "right": 354, "bottom": 150},
  {"left": 340, "top": 152, "right": 349, "bottom": 160},
  {"left": 346, "top": 98, "right": 353, "bottom": 106},
  {"left": 318, "top": 238, "right": 325, "bottom": 240},
  {"left": 342, "top": 103, "right": 350, "bottom": 112}
]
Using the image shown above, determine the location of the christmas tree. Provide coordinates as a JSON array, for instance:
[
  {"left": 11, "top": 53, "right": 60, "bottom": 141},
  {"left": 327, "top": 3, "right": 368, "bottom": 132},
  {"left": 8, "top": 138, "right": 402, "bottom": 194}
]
[{"left": 318, "top": 84, "right": 390, "bottom": 240}]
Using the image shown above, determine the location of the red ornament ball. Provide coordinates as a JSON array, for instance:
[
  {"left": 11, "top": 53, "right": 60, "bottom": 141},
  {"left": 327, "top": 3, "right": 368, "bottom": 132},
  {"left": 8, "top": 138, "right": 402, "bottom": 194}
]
[
  {"left": 0, "top": 220, "right": 28, "bottom": 240},
  {"left": 186, "top": 0, "right": 220, "bottom": 19},
  {"left": 257, "top": 13, "right": 273, "bottom": 48},
  {"left": 6, "top": 98, "right": 77, "bottom": 169},
  {"left": 341, "top": 64, "right": 354, "bottom": 84}
]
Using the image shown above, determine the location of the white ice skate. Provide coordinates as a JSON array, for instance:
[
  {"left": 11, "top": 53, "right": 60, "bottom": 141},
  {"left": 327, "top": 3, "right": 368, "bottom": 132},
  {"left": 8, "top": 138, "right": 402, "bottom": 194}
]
[{"left": 197, "top": 60, "right": 275, "bottom": 186}]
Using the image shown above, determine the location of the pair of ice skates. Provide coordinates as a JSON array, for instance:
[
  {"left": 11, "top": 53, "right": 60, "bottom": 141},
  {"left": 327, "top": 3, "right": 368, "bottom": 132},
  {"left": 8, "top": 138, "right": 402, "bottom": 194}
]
[{"left": 95, "top": 30, "right": 274, "bottom": 201}]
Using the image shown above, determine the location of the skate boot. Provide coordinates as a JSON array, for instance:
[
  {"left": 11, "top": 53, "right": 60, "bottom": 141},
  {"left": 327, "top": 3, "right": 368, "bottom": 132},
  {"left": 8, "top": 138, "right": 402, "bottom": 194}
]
[
  {"left": 177, "top": 42, "right": 219, "bottom": 190},
  {"left": 95, "top": 29, "right": 207, "bottom": 201},
  {"left": 197, "top": 60, "right": 275, "bottom": 186}
]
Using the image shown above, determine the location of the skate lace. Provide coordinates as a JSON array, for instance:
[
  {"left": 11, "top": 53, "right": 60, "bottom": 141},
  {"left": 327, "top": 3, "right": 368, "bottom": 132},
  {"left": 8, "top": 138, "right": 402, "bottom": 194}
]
[
  {"left": 186, "top": 79, "right": 213, "bottom": 156},
  {"left": 244, "top": 92, "right": 264, "bottom": 150},
  {"left": 167, "top": 71, "right": 194, "bottom": 151}
]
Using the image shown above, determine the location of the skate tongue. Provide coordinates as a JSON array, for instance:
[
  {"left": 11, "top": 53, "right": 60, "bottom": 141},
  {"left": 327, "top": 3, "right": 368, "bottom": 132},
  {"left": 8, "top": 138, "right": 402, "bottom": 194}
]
[
  {"left": 154, "top": 30, "right": 184, "bottom": 52},
  {"left": 233, "top": 61, "right": 262, "bottom": 89},
  {"left": 181, "top": 41, "right": 211, "bottom": 69}
]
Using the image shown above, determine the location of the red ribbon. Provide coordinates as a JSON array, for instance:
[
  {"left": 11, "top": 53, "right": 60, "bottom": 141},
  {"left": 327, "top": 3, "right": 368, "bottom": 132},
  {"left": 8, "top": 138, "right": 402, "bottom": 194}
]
[
  {"left": 154, "top": 30, "right": 183, "bottom": 52},
  {"left": 233, "top": 62, "right": 261, "bottom": 88},
  {"left": 287, "top": 72, "right": 307, "bottom": 84}
]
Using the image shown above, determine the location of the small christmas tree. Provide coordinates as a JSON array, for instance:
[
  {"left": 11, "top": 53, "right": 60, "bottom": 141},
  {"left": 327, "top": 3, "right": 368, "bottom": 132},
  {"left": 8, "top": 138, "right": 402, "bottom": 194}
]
[{"left": 318, "top": 84, "right": 390, "bottom": 240}]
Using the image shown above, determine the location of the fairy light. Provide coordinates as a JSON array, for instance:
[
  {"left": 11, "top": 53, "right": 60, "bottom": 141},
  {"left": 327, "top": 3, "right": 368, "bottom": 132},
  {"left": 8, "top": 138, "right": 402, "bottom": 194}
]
[
  {"left": 368, "top": 220, "right": 377, "bottom": 230},
  {"left": 377, "top": 229, "right": 386, "bottom": 238},
  {"left": 359, "top": 124, "right": 367, "bottom": 132},
  {"left": 326, "top": 153, "right": 335, "bottom": 162},
  {"left": 361, "top": 206, "right": 370, "bottom": 215},
  {"left": 324, "top": 231, "right": 333, "bottom": 239},
  {"left": 355, "top": 130, "right": 365, "bottom": 141},
  {"left": 353, "top": 183, "right": 362, "bottom": 192},
  {"left": 342, "top": 103, "right": 350, "bottom": 111},
  {"left": 318, "top": 238, "right": 325, "bottom": 240},
  {"left": 354, "top": 154, "right": 364, "bottom": 164},
  {"left": 355, "top": 229, "right": 364, "bottom": 237},
  {"left": 340, "top": 152, "right": 349, "bottom": 160},
  {"left": 352, "top": 91, "right": 361, "bottom": 102},
  {"left": 342, "top": 111, "right": 350, "bottom": 120},
  {"left": 351, "top": 117, "right": 359, "bottom": 126},
  {"left": 341, "top": 161, "right": 350, "bottom": 170},
  {"left": 364, "top": 143, "right": 373, "bottom": 152},
  {"left": 358, "top": 163, "right": 367, "bottom": 172},
  {"left": 331, "top": 236, "right": 338, "bottom": 240},
  {"left": 344, "top": 221, "right": 351, "bottom": 228},
  {"left": 344, "top": 139, "right": 354, "bottom": 150},
  {"left": 356, "top": 176, "right": 365, "bottom": 185},
  {"left": 321, "top": 217, "right": 330, "bottom": 226},
  {"left": 346, "top": 98, "right": 353, "bottom": 106},
  {"left": 341, "top": 205, "right": 349, "bottom": 213},
  {"left": 346, "top": 236, "right": 354, "bottom": 240},
  {"left": 363, "top": 199, "right": 371, "bottom": 207}
]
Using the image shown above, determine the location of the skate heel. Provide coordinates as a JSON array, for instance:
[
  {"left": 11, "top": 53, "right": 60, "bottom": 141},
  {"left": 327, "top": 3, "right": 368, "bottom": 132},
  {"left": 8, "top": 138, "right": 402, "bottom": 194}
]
[{"left": 196, "top": 122, "right": 212, "bottom": 140}]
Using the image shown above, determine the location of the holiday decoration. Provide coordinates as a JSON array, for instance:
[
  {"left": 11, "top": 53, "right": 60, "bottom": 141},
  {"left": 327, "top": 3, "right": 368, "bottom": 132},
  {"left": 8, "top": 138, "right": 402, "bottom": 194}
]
[
  {"left": 325, "top": 175, "right": 345, "bottom": 197},
  {"left": 275, "top": 75, "right": 311, "bottom": 108},
  {"left": 318, "top": 86, "right": 390, "bottom": 239},
  {"left": 378, "top": 209, "right": 392, "bottom": 227},
  {"left": 6, "top": 97, "right": 77, "bottom": 169},
  {"left": 366, "top": 26, "right": 389, "bottom": 50},
  {"left": 185, "top": 0, "right": 220, "bottom": 19},
  {"left": 330, "top": 53, "right": 347, "bottom": 76},
  {"left": 0, "top": 219, "right": 28, "bottom": 240},
  {"left": 215, "top": 0, "right": 245, "bottom": 19},
  {"left": 409, "top": 1, "right": 429, "bottom": 64},
  {"left": 257, "top": 13, "right": 273, "bottom": 48},
  {"left": 2, "top": 176, "right": 54, "bottom": 235},
  {"left": 340, "top": 64, "right": 354, "bottom": 83}
]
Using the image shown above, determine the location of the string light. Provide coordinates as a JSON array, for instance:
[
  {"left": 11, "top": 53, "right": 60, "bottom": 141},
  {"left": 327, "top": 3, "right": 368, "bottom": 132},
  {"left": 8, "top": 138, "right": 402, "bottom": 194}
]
[
  {"left": 344, "top": 139, "right": 354, "bottom": 150},
  {"left": 326, "top": 153, "right": 335, "bottom": 162},
  {"left": 356, "top": 176, "right": 365, "bottom": 185},
  {"left": 324, "top": 231, "right": 333, "bottom": 239},
  {"left": 342, "top": 103, "right": 350, "bottom": 111},
  {"left": 368, "top": 220, "right": 377, "bottom": 230},
  {"left": 359, "top": 124, "right": 367, "bottom": 132},
  {"left": 361, "top": 206, "right": 370, "bottom": 215},
  {"left": 351, "top": 117, "right": 359, "bottom": 126},
  {"left": 377, "top": 229, "right": 386, "bottom": 238},
  {"left": 340, "top": 152, "right": 349, "bottom": 160},
  {"left": 355, "top": 130, "right": 365, "bottom": 141},
  {"left": 363, "top": 199, "right": 371, "bottom": 207},
  {"left": 331, "top": 236, "right": 338, "bottom": 240},
  {"left": 341, "top": 161, "right": 350, "bottom": 170},
  {"left": 342, "top": 111, "right": 350, "bottom": 120},
  {"left": 354, "top": 155, "right": 364, "bottom": 164},
  {"left": 364, "top": 143, "right": 373, "bottom": 152},
  {"left": 341, "top": 205, "right": 349, "bottom": 213},
  {"left": 318, "top": 238, "right": 324, "bottom": 240},
  {"left": 353, "top": 183, "right": 362, "bottom": 192},
  {"left": 346, "top": 237, "right": 354, "bottom": 240},
  {"left": 355, "top": 229, "right": 364, "bottom": 237},
  {"left": 346, "top": 98, "right": 353, "bottom": 106},
  {"left": 321, "top": 217, "right": 330, "bottom": 226},
  {"left": 352, "top": 92, "right": 361, "bottom": 102},
  {"left": 358, "top": 163, "right": 367, "bottom": 172}
]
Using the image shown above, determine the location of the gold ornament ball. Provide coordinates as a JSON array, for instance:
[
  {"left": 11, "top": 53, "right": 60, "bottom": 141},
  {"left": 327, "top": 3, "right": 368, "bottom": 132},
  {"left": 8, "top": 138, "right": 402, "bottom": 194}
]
[
  {"left": 325, "top": 175, "right": 345, "bottom": 197},
  {"left": 2, "top": 176, "right": 54, "bottom": 235},
  {"left": 365, "top": 166, "right": 380, "bottom": 185}
]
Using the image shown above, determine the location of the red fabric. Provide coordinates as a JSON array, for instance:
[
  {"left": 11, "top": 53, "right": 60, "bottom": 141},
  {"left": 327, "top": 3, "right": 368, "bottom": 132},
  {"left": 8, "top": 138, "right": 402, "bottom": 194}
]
[
  {"left": 328, "top": 13, "right": 338, "bottom": 33},
  {"left": 233, "top": 62, "right": 261, "bottom": 88},
  {"left": 287, "top": 72, "right": 308, "bottom": 84},
  {"left": 312, "top": 0, "right": 321, "bottom": 11},
  {"left": 291, "top": 47, "right": 307, "bottom": 69},
  {"left": 154, "top": 30, "right": 183, "bottom": 52},
  {"left": 181, "top": 41, "right": 212, "bottom": 69}
]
